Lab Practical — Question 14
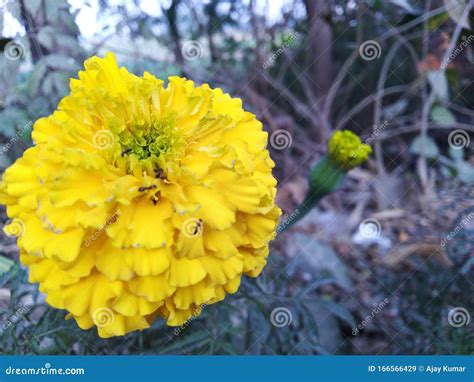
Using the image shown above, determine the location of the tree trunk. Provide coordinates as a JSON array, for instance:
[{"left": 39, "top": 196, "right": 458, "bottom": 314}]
[
  {"left": 164, "top": 0, "right": 186, "bottom": 72},
  {"left": 304, "top": 0, "right": 333, "bottom": 99},
  {"left": 19, "top": 0, "right": 46, "bottom": 63}
]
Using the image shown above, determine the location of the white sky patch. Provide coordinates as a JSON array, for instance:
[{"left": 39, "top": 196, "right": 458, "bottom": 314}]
[
  {"left": 2, "top": 0, "right": 288, "bottom": 43},
  {"left": 140, "top": 0, "right": 162, "bottom": 17},
  {"left": 1, "top": 4, "right": 24, "bottom": 37}
]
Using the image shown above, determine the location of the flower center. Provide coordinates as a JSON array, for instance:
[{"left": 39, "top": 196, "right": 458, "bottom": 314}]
[{"left": 116, "top": 116, "right": 185, "bottom": 177}]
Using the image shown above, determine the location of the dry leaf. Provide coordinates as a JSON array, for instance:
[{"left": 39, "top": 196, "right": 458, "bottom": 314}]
[{"left": 382, "top": 242, "right": 453, "bottom": 268}]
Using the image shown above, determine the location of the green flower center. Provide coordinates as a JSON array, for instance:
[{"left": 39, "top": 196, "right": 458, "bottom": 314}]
[
  {"left": 327, "top": 130, "right": 371, "bottom": 170},
  {"left": 116, "top": 116, "right": 186, "bottom": 177}
]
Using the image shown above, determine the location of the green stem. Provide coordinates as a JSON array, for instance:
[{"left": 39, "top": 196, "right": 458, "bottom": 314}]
[{"left": 277, "top": 155, "right": 346, "bottom": 234}]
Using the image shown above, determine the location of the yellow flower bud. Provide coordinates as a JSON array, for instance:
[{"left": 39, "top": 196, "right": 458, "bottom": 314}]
[{"left": 328, "top": 130, "right": 372, "bottom": 170}]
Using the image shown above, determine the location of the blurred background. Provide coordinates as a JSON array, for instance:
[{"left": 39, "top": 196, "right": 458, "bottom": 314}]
[{"left": 0, "top": 0, "right": 473, "bottom": 355}]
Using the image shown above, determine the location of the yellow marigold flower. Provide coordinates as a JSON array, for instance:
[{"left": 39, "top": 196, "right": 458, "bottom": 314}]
[
  {"left": 0, "top": 53, "right": 280, "bottom": 338},
  {"left": 328, "top": 130, "right": 371, "bottom": 170}
]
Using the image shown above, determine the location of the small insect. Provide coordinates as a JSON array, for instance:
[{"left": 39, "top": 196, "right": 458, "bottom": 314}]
[
  {"left": 194, "top": 219, "right": 203, "bottom": 235},
  {"left": 138, "top": 185, "right": 157, "bottom": 192},
  {"left": 121, "top": 148, "right": 132, "bottom": 156},
  {"left": 155, "top": 167, "right": 166, "bottom": 179}
]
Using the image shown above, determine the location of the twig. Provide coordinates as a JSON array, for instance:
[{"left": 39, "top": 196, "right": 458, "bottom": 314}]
[
  {"left": 260, "top": 72, "right": 320, "bottom": 123},
  {"left": 418, "top": 1, "right": 472, "bottom": 194},
  {"left": 373, "top": 30, "right": 421, "bottom": 175},
  {"left": 375, "top": 123, "right": 474, "bottom": 141},
  {"left": 323, "top": 48, "right": 360, "bottom": 121},
  {"left": 335, "top": 84, "right": 416, "bottom": 131},
  {"left": 377, "top": 3, "right": 454, "bottom": 44},
  {"left": 323, "top": 21, "right": 364, "bottom": 120}
]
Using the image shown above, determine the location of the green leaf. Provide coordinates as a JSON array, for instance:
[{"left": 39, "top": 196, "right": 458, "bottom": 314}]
[
  {"left": 44, "top": 0, "right": 64, "bottom": 24},
  {"left": 0, "top": 113, "right": 16, "bottom": 139},
  {"left": 41, "top": 72, "right": 55, "bottom": 95},
  {"left": 0, "top": 108, "right": 29, "bottom": 139},
  {"left": 410, "top": 135, "right": 440, "bottom": 158},
  {"left": 55, "top": 34, "right": 82, "bottom": 52},
  {"left": 430, "top": 105, "right": 456, "bottom": 125},
  {"left": 449, "top": 146, "right": 464, "bottom": 162},
  {"left": 28, "top": 97, "right": 53, "bottom": 117},
  {"left": 0, "top": 256, "right": 14, "bottom": 277},
  {"left": 37, "top": 26, "right": 55, "bottom": 50},
  {"left": 320, "top": 299, "right": 356, "bottom": 328},
  {"left": 289, "top": 233, "right": 353, "bottom": 290},
  {"left": 26, "top": 60, "right": 48, "bottom": 95},
  {"left": 300, "top": 276, "right": 339, "bottom": 296},
  {"left": 427, "top": 71, "right": 449, "bottom": 102},
  {"left": 25, "top": 0, "right": 42, "bottom": 16},
  {"left": 158, "top": 331, "right": 211, "bottom": 354},
  {"left": 428, "top": 12, "right": 451, "bottom": 31},
  {"left": 61, "top": 11, "right": 81, "bottom": 35},
  {"left": 455, "top": 161, "right": 474, "bottom": 184},
  {"left": 43, "top": 54, "right": 79, "bottom": 71},
  {"left": 0, "top": 153, "right": 12, "bottom": 168}
]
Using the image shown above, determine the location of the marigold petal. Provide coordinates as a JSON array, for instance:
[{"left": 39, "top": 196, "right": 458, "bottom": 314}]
[{"left": 169, "top": 257, "right": 207, "bottom": 287}]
